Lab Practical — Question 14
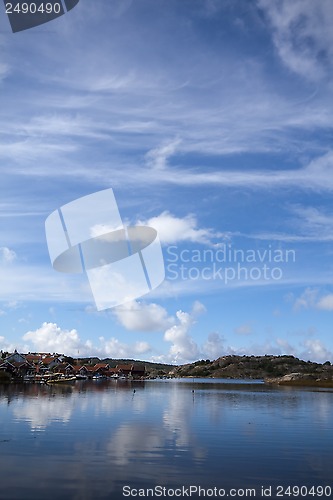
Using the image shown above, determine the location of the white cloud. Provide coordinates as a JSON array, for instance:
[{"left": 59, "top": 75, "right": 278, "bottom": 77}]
[
  {"left": 163, "top": 301, "right": 206, "bottom": 363},
  {"left": 13, "top": 398, "right": 73, "bottom": 430},
  {"left": 192, "top": 300, "right": 207, "bottom": 316},
  {"left": 145, "top": 138, "right": 181, "bottom": 170},
  {"left": 0, "top": 336, "right": 16, "bottom": 353},
  {"left": 113, "top": 300, "right": 174, "bottom": 332},
  {"left": 23, "top": 114, "right": 110, "bottom": 141},
  {"left": 275, "top": 338, "right": 296, "bottom": 355},
  {"left": 0, "top": 62, "right": 9, "bottom": 82},
  {"left": 99, "top": 151, "right": 333, "bottom": 194},
  {"left": 202, "top": 332, "right": 224, "bottom": 360},
  {"left": 23, "top": 322, "right": 82, "bottom": 355},
  {"left": 293, "top": 288, "right": 333, "bottom": 311},
  {"left": 0, "top": 262, "right": 93, "bottom": 304},
  {"left": 134, "top": 341, "right": 151, "bottom": 354},
  {"left": 5, "top": 301, "right": 20, "bottom": 309},
  {"left": 291, "top": 204, "right": 333, "bottom": 239},
  {"left": 294, "top": 287, "right": 319, "bottom": 310},
  {"left": 254, "top": 203, "right": 333, "bottom": 242},
  {"left": 316, "top": 294, "right": 333, "bottom": 311},
  {"left": 258, "top": 0, "right": 333, "bottom": 80},
  {"left": 140, "top": 211, "right": 223, "bottom": 245},
  {"left": 301, "top": 339, "right": 333, "bottom": 363},
  {"left": 0, "top": 247, "right": 17, "bottom": 264},
  {"left": 234, "top": 323, "right": 253, "bottom": 335},
  {"left": 230, "top": 336, "right": 332, "bottom": 363},
  {"left": 164, "top": 309, "right": 200, "bottom": 363},
  {"left": 96, "top": 336, "right": 151, "bottom": 358},
  {"left": 22, "top": 322, "right": 152, "bottom": 359},
  {"left": 0, "top": 139, "right": 77, "bottom": 163}
]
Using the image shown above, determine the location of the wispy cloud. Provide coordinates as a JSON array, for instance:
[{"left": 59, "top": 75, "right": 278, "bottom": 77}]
[
  {"left": 258, "top": 0, "right": 333, "bottom": 81},
  {"left": 0, "top": 246, "right": 17, "bottom": 264},
  {"left": 234, "top": 323, "right": 254, "bottom": 335},
  {"left": 293, "top": 287, "right": 333, "bottom": 311},
  {"left": 145, "top": 139, "right": 182, "bottom": 170},
  {"left": 254, "top": 203, "right": 333, "bottom": 242}
]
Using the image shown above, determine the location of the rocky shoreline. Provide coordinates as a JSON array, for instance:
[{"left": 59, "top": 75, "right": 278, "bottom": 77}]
[
  {"left": 168, "top": 355, "right": 333, "bottom": 387},
  {"left": 265, "top": 372, "right": 333, "bottom": 387}
]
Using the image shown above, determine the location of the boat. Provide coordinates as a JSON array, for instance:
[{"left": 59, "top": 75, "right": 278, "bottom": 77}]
[{"left": 45, "top": 375, "right": 77, "bottom": 384}]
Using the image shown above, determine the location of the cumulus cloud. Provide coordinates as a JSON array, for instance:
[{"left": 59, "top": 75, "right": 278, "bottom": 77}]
[
  {"left": 0, "top": 247, "right": 17, "bottom": 264},
  {"left": 96, "top": 336, "right": 151, "bottom": 358},
  {"left": 300, "top": 339, "right": 332, "bottom": 363},
  {"left": 231, "top": 336, "right": 332, "bottom": 364},
  {"left": 202, "top": 332, "right": 224, "bottom": 359},
  {"left": 163, "top": 301, "right": 206, "bottom": 363},
  {"left": 0, "top": 335, "right": 17, "bottom": 353},
  {"left": 275, "top": 338, "right": 297, "bottom": 355},
  {"left": 113, "top": 300, "right": 174, "bottom": 332},
  {"left": 22, "top": 322, "right": 152, "bottom": 359},
  {"left": 139, "top": 211, "right": 223, "bottom": 246},
  {"left": 164, "top": 310, "right": 200, "bottom": 363},
  {"left": 23, "top": 322, "right": 82, "bottom": 354}
]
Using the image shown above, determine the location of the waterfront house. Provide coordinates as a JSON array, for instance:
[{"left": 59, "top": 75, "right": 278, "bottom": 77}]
[
  {"left": 5, "top": 351, "right": 27, "bottom": 364},
  {"left": 0, "top": 351, "right": 147, "bottom": 381},
  {"left": 54, "top": 363, "right": 75, "bottom": 375},
  {"left": 115, "top": 363, "right": 146, "bottom": 379},
  {"left": 25, "top": 354, "right": 43, "bottom": 364},
  {"left": 40, "top": 356, "right": 62, "bottom": 370},
  {"left": 131, "top": 364, "right": 146, "bottom": 379},
  {"left": 0, "top": 359, "right": 34, "bottom": 377},
  {"left": 116, "top": 364, "right": 132, "bottom": 377},
  {"left": 93, "top": 363, "right": 110, "bottom": 376}
]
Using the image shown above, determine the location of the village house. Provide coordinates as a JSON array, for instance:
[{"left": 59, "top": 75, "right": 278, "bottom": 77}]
[
  {"left": 0, "top": 351, "right": 147, "bottom": 381},
  {"left": 116, "top": 363, "right": 146, "bottom": 379}
]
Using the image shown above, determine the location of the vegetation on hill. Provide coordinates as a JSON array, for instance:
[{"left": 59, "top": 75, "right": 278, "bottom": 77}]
[{"left": 169, "top": 355, "right": 333, "bottom": 382}]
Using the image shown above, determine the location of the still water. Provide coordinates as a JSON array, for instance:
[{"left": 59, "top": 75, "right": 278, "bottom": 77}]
[{"left": 0, "top": 379, "right": 332, "bottom": 500}]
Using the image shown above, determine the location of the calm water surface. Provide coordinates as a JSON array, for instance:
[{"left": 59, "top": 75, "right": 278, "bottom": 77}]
[{"left": 0, "top": 379, "right": 332, "bottom": 499}]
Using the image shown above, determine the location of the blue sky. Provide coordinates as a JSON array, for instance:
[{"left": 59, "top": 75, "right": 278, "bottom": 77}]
[{"left": 1, "top": 0, "right": 333, "bottom": 364}]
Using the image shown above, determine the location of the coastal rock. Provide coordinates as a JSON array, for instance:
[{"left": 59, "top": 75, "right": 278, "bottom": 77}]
[
  {"left": 170, "top": 355, "right": 333, "bottom": 384},
  {"left": 265, "top": 372, "right": 333, "bottom": 387}
]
